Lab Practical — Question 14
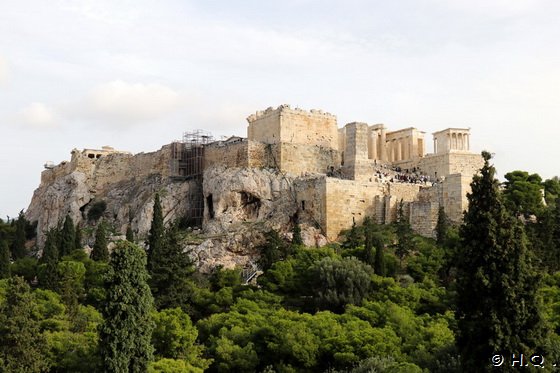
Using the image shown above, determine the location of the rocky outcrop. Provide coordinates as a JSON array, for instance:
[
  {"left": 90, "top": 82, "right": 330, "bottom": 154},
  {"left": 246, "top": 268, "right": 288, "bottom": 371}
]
[{"left": 26, "top": 148, "right": 328, "bottom": 272}]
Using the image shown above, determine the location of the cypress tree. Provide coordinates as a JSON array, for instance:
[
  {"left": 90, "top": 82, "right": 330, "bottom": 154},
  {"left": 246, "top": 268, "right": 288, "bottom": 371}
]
[
  {"left": 292, "top": 223, "right": 303, "bottom": 246},
  {"left": 91, "top": 221, "right": 109, "bottom": 261},
  {"left": 373, "top": 234, "right": 386, "bottom": 276},
  {"left": 395, "top": 200, "right": 413, "bottom": 265},
  {"left": 363, "top": 217, "right": 375, "bottom": 266},
  {"left": 99, "top": 241, "right": 154, "bottom": 372},
  {"left": 60, "top": 214, "right": 76, "bottom": 257},
  {"left": 149, "top": 224, "right": 194, "bottom": 310},
  {"left": 435, "top": 206, "right": 449, "bottom": 245},
  {"left": 11, "top": 211, "right": 27, "bottom": 259},
  {"left": 147, "top": 193, "right": 164, "bottom": 271},
  {"left": 343, "top": 218, "right": 360, "bottom": 249},
  {"left": 0, "top": 239, "right": 10, "bottom": 279},
  {"left": 39, "top": 228, "right": 60, "bottom": 290},
  {"left": 126, "top": 225, "right": 134, "bottom": 242},
  {"left": 74, "top": 225, "right": 83, "bottom": 250},
  {"left": 0, "top": 276, "right": 49, "bottom": 372},
  {"left": 456, "top": 151, "right": 545, "bottom": 372}
]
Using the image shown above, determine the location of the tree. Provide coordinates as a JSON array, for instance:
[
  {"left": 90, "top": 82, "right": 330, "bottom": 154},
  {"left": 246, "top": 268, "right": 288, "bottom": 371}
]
[
  {"left": 258, "top": 229, "right": 289, "bottom": 270},
  {"left": 456, "top": 151, "right": 545, "bottom": 372},
  {"left": 0, "top": 239, "right": 10, "bottom": 279},
  {"left": 435, "top": 206, "right": 448, "bottom": 246},
  {"left": 99, "top": 240, "right": 155, "bottom": 372},
  {"left": 502, "top": 170, "right": 544, "bottom": 217},
  {"left": 39, "top": 228, "right": 60, "bottom": 290},
  {"left": 147, "top": 193, "right": 164, "bottom": 271},
  {"left": 149, "top": 224, "right": 194, "bottom": 310},
  {"left": 343, "top": 218, "right": 360, "bottom": 249},
  {"left": 91, "top": 221, "right": 109, "bottom": 261},
  {"left": 126, "top": 225, "right": 134, "bottom": 242},
  {"left": 60, "top": 214, "right": 76, "bottom": 257},
  {"left": 310, "top": 257, "right": 373, "bottom": 312},
  {"left": 292, "top": 223, "right": 303, "bottom": 247},
  {"left": 543, "top": 176, "right": 560, "bottom": 205},
  {"left": 74, "top": 224, "right": 83, "bottom": 250},
  {"left": 395, "top": 200, "right": 413, "bottom": 265},
  {"left": 0, "top": 276, "right": 49, "bottom": 372},
  {"left": 57, "top": 260, "right": 86, "bottom": 322},
  {"left": 373, "top": 234, "right": 386, "bottom": 276},
  {"left": 11, "top": 210, "right": 27, "bottom": 260},
  {"left": 363, "top": 217, "right": 375, "bottom": 266}
]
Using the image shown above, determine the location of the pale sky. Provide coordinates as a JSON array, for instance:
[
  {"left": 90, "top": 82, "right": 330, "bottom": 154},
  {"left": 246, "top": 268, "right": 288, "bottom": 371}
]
[{"left": 1, "top": 0, "right": 560, "bottom": 219}]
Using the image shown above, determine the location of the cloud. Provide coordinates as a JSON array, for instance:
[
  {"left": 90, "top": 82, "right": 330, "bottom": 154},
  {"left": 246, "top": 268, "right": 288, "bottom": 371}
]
[
  {"left": 72, "top": 80, "right": 181, "bottom": 125},
  {"left": 18, "top": 102, "right": 57, "bottom": 128}
]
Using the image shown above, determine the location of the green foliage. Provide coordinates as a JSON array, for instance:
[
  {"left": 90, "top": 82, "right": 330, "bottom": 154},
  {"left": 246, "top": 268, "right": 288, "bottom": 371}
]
[
  {"left": 11, "top": 210, "right": 27, "bottom": 260},
  {"left": 292, "top": 222, "right": 303, "bottom": 246},
  {"left": 373, "top": 234, "right": 386, "bottom": 276},
  {"left": 258, "top": 229, "right": 290, "bottom": 270},
  {"left": 310, "top": 257, "right": 373, "bottom": 312},
  {"left": 435, "top": 206, "right": 448, "bottom": 246},
  {"left": 0, "top": 239, "right": 10, "bottom": 279},
  {"left": 39, "top": 228, "right": 60, "bottom": 290},
  {"left": 45, "top": 329, "right": 101, "bottom": 372},
  {"left": 210, "top": 266, "right": 242, "bottom": 290},
  {"left": 126, "top": 224, "right": 134, "bottom": 242},
  {"left": 406, "top": 237, "right": 445, "bottom": 283},
  {"left": 342, "top": 219, "right": 361, "bottom": 249},
  {"left": 74, "top": 224, "right": 83, "bottom": 250},
  {"left": 456, "top": 151, "right": 546, "bottom": 371},
  {"left": 395, "top": 200, "right": 413, "bottom": 265},
  {"left": 363, "top": 217, "right": 375, "bottom": 267},
  {"left": 152, "top": 308, "right": 209, "bottom": 369},
  {"left": 60, "top": 214, "right": 76, "bottom": 257},
  {"left": 150, "top": 224, "right": 195, "bottom": 310},
  {"left": 544, "top": 176, "right": 560, "bottom": 205},
  {"left": 11, "top": 256, "right": 38, "bottom": 283},
  {"left": 99, "top": 240, "right": 155, "bottom": 372},
  {"left": 502, "top": 170, "right": 544, "bottom": 217},
  {"left": 0, "top": 276, "right": 50, "bottom": 372},
  {"left": 91, "top": 221, "right": 109, "bottom": 261},
  {"left": 87, "top": 200, "right": 107, "bottom": 222},
  {"left": 57, "top": 260, "right": 86, "bottom": 323},
  {"left": 148, "top": 193, "right": 165, "bottom": 271},
  {"left": 148, "top": 358, "right": 204, "bottom": 373}
]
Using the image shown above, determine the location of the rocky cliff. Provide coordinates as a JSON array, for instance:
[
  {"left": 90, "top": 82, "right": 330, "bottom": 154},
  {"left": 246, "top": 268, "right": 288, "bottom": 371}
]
[{"left": 26, "top": 146, "right": 326, "bottom": 272}]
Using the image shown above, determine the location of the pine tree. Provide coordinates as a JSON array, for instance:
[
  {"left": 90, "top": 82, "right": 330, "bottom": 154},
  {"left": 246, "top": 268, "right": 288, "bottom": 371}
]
[
  {"left": 149, "top": 224, "right": 194, "bottom": 310},
  {"left": 91, "top": 221, "right": 109, "bottom": 261},
  {"left": 363, "top": 217, "right": 375, "bottom": 266},
  {"left": 0, "top": 239, "right": 10, "bottom": 279},
  {"left": 373, "top": 234, "right": 386, "bottom": 276},
  {"left": 11, "top": 211, "right": 27, "bottom": 259},
  {"left": 99, "top": 241, "right": 154, "bottom": 372},
  {"left": 39, "top": 228, "right": 60, "bottom": 290},
  {"left": 60, "top": 214, "right": 76, "bottom": 257},
  {"left": 0, "top": 276, "right": 49, "bottom": 372},
  {"left": 435, "top": 206, "right": 448, "bottom": 245},
  {"left": 456, "top": 151, "right": 545, "bottom": 372},
  {"left": 147, "top": 193, "right": 164, "bottom": 271}
]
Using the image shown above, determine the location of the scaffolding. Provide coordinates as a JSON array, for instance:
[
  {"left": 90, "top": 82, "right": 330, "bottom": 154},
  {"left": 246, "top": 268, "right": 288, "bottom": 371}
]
[{"left": 170, "top": 130, "right": 214, "bottom": 227}]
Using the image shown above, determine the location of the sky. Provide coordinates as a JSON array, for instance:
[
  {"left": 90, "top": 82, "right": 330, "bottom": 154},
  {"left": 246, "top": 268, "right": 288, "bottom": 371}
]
[{"left": 1, "top": 0, "right": 560, "bottom": 219}]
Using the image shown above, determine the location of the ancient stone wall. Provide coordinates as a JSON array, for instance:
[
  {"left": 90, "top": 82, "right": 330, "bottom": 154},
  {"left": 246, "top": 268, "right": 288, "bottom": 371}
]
[
  {"left": 279, "top": 143, "right": 341, "bottom": 176},
  {"left": 247, "top": 105, "right": 339, "bottom": 150},
  {"left": 410, "top": 202, "right": 439, "bottom": 238}
]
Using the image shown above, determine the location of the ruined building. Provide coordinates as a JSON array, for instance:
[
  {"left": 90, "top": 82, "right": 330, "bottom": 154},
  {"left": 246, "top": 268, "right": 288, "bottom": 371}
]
[{"left": 27, "top": 104, "right": 483, "bottom": 269}]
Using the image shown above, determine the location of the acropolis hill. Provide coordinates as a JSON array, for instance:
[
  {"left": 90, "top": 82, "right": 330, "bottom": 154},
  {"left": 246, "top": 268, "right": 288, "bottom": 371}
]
[{"left": 26, "top": 104, "right": 483, "bottom": 271}]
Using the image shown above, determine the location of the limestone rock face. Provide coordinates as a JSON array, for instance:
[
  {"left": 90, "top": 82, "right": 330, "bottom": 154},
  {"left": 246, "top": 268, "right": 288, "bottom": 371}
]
[{"left": 26, "top": 149, "right": 328, "bottom": 272}]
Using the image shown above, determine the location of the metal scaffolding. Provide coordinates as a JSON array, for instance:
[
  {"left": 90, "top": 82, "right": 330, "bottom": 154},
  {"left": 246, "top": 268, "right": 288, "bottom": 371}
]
[{"left": 170, "top": 130, "right": 214, "bottom": 227}]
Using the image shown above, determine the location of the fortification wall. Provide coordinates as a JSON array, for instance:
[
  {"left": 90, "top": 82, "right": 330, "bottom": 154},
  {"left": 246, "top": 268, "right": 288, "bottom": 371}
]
[
  {"left": 247, "top": 105, "right": 339, "bottom": 150},
  {"left": 279, "top": 143, "right": 341, "bottom": 176},
  {"left": 397, "top": 152, "right": 482, "bottom": 180},
  {"left": 324, "top": 179, "right": 384, "bottom": 240},
  {"left": 204, "top": 140, "right": 250, "bottom": 168},
  {"left": 294, "top": 176, "right": 327, "bottom": 233},
  {"left": 441, "top": 174, "right": 472, "bottom": 223},
  {"left": 410, "top": 201, "right": 439, "bottom": 238}
]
